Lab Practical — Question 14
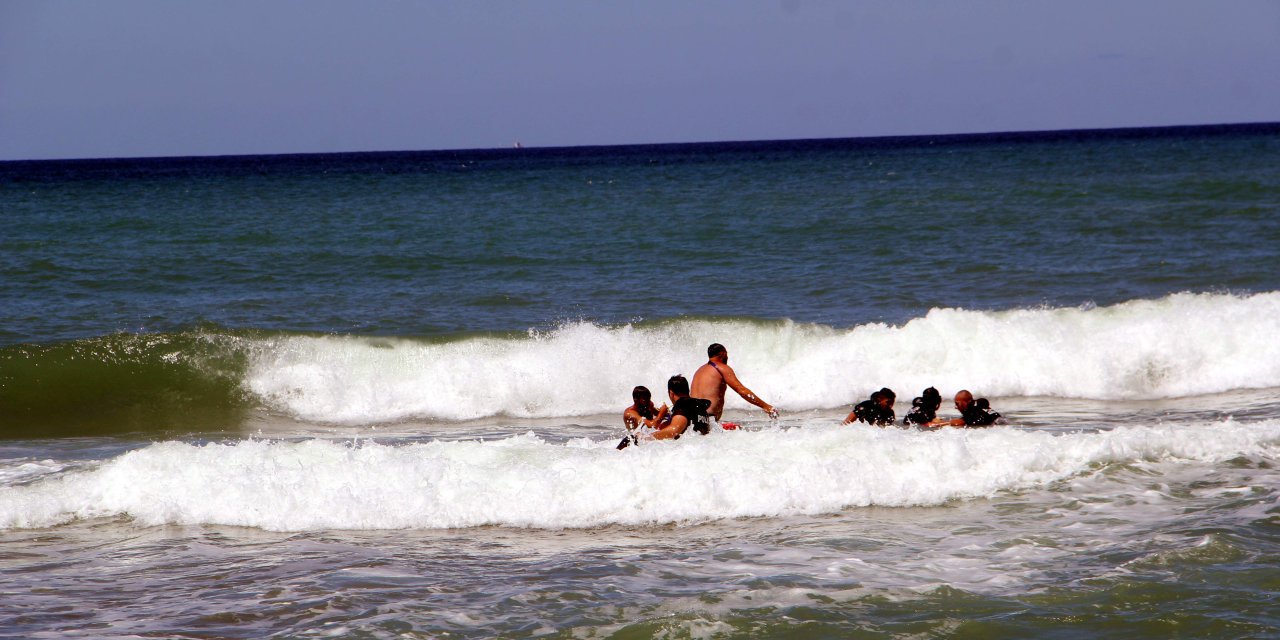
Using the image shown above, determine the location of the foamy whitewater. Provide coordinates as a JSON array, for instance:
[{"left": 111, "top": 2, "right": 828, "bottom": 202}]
[
  {"left": 243, "top": 291, "right": 1280, "bottom": 423},
  {"left": 4, "top": 418, "right": 1279, "bottom": 531}
]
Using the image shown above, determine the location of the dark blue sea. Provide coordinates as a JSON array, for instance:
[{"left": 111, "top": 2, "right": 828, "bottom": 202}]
[{"left": 2, "top": 124, "right": 1280, "bottom": 638}]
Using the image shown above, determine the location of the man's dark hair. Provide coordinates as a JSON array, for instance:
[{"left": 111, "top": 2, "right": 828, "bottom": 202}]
[
  {"left": 921, "top": 387, "right": 941, "bottom": 411},
  {"left": 707, "top": 343, "right": 726, "bottom": 359},
  {"left": 879, "top": 387, "right": 896, "bottom": 401},
  {"left": 632, "top": 386, "right": 651, "bottom": 403},
  {"left": 668, "top": 375, "right": 690, "bottom": 396}
]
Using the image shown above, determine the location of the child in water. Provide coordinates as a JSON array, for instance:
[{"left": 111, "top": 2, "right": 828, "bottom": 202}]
[
  {"left": 902, "top": 386, "right": 943, "bottom": 428},
  {"left": 617, "top": 385, "right": 669, "bottom": 449},
  {"left": 844, "top": 388, "right": 896, "bottom": 426}
]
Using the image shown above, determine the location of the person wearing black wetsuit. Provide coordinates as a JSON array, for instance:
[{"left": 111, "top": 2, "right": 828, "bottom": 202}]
[
  {"left": 903, "top": 387, "right": 943, "bottom": 427},
  {"left": 948, "top": 390, "right": 1003, "bottom": 427},
  {"left": 621, "top": 375, "right": 711, "bottom": 446},
  {"left": 670, "top": 393, "right": 713, "bottom": 436},
  {"left": 844, "top": 388, "right": 896, "bottom": 426},
  {"left": 961, "top": 397, "right": 1002, "bottom": 426}
]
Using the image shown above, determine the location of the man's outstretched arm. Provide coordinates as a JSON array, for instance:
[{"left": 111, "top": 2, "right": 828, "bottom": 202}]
[
  {"left": 650, "top": 415, "right": 689, "bottom": 440},
  {"left": 720, "top": 365, "right": 777, "bottom": 417}
]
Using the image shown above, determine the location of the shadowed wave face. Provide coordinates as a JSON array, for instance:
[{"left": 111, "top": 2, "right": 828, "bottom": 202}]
[{"left": 0, "top": 331, "right": 250, "bottom": 438}]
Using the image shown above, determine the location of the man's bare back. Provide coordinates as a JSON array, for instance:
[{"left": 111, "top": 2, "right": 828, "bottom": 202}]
[
  {"left": 690, "top": 343, "right": 777, "bottom": 421},
  {"left": 691, "top": 361, "right": 729, "bottom": 419}
]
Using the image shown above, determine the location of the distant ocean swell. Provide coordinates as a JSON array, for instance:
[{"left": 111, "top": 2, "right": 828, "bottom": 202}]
[
  {"left": 2, "top": 291, "right": 1278, "bottom": 434},
  {"left": 2, "top": 418, "right": 1278, "bottom": 531}
]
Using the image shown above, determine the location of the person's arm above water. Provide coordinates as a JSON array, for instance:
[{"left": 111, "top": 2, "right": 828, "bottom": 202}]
[
  {"left": 949, "top": 408, "right": 993, "bottom": 428},
  {"left": 718, "top": 363, "right": 778, "bottom": 418},
  {"left": 626, "top": 403, "right": 669, "bottom": 431},
  {"left": 623, "top": 408, "right": 641, "bottom": 432},
  {"left": 645, "top": 403, "right": 669, "bottom": 428},
  {"left": 649, "top": 414, "right": 689, "bottom": 440}
]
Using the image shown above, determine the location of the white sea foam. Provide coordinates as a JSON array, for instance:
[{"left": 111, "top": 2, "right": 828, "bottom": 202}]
[
  {"left": 2, "top": 419, "right": 1277, "bottom": 532},
  {"left": 0, "top": 459, "right": 69, "bottom": 485},
  {"left": 240, "top": 291, "right": 1280, "bottom": 423}
]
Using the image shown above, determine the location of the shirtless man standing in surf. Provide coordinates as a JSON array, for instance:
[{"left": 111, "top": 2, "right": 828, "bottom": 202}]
[{"left": 690, "top": 343, "right": 779, "bottom": 422}]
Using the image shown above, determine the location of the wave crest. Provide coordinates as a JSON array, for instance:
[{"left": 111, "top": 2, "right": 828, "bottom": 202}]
[
  {"left": 245, "top": 291, "right": 1280, "bottom": 423},
  {"left": 4, "top": 291, "right": 1278, "bottom": 429}
]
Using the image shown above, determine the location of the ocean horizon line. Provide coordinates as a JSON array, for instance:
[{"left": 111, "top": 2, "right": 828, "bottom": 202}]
[{"left": 3, "top": 120, "right": 1278, "bottom": 167}]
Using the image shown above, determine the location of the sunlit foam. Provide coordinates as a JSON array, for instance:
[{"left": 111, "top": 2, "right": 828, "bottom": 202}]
[
  {"left": 2, "top": 418, "right": 1277, "bottom": 531},
  {"left": 240, "top": 291, "right": 1280, "bottom": 423}
]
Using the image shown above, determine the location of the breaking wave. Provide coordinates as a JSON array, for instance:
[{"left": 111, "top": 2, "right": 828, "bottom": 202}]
[
  {"left": 2, "top": 418, "right": 1278, "bottom": 531},
  {"left": 2, "top": 291, "right": 1278, "bottom": 432}
]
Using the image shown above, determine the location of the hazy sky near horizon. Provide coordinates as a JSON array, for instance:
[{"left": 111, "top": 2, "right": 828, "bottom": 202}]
[{"left": 2, "top": 1, "right": 1278, "bottom": 160}]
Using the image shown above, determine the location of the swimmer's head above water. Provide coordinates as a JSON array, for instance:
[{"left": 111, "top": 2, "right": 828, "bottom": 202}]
[
  {"left": 668, "top": 374, "right": 690, "bottom": 396},
  {"left": 875, "top": 387, "right": 896, "bottom": 409}
]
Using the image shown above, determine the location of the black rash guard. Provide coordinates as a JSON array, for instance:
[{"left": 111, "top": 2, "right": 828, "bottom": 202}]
[
  {"left": 960, "top": 402, "right": 1001, "bottom": 426},
  {"left": 853, "top": 400, "right": 895, "bottom": 426},
  {"left": 671, "top": 396, "right": 712, "bottom": 436}
]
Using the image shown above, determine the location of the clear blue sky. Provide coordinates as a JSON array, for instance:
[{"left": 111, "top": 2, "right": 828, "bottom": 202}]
[{"left": 2, "top": 0, "right": 1278, "bottom": 160}]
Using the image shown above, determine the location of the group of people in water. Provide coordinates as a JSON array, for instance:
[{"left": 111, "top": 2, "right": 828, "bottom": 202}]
[
  {"left": 843, "top": 386, "right": 1002, "bottom": 428},
  {"left": 619, "top": 342, "right": 1002, "bottom": 449}
]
